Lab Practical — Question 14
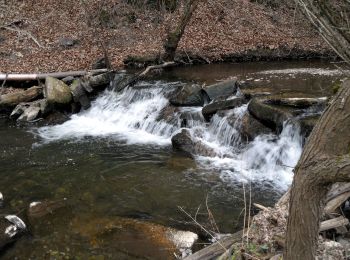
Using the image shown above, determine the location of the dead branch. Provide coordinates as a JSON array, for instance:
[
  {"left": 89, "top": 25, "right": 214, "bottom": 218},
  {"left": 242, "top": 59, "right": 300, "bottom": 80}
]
[
  {"left": 0, "top": 69, "right": 109, "bottom": 81},
  {"left": 115, "top": 62, "right": 176, "bottom": 92},
  {"left": 2, "top": 26, "right": 45, "bottom": 48},
  {"left": 319, "top": 216, "right": 349, "bottom": 232}
]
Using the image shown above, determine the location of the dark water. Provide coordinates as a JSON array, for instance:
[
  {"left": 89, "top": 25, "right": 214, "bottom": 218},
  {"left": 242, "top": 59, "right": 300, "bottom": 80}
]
[{"left": 0, "top": 61, "right": 346, "bottom": 259}]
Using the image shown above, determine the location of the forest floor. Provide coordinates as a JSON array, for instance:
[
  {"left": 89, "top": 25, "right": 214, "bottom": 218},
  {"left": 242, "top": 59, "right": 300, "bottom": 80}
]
[{"left": 0, "top": 0, "right": 334, "bottom": 73}]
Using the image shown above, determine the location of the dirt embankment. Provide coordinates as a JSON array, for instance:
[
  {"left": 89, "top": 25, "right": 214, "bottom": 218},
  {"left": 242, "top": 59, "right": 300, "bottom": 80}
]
[{"left": 0, "top": 0, "right": 333, "bottom": 73}]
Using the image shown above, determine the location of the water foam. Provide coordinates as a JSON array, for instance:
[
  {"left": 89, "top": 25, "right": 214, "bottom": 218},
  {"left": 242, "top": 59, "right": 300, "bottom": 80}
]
[
  {"left": 37, "top": 86, "right": 175, "bottom": 145},
  {"left": 257, "top": 68, "right": 350, "bottom": 76},
  {"left": 36, "top": 83, "right": 303, "bottom": 189}
]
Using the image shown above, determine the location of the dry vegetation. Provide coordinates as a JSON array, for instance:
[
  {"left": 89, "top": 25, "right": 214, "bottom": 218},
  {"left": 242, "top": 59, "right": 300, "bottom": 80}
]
[{"left": 0, "top": 0, "right": 332, "bottom": 73}]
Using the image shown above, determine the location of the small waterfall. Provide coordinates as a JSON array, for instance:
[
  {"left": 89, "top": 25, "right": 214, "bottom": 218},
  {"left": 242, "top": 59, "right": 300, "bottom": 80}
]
[
  {"left": 36, "top": 82, "right": 303, "bottom": 189},
  {"left": 37, "top": 85, "right": 177, "bottom": 145}
]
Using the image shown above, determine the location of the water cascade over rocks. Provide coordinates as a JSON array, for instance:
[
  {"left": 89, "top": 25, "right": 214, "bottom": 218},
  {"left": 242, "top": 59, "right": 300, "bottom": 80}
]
[{"left": 37, "top": 80, "right": 304, "bottom": 190}]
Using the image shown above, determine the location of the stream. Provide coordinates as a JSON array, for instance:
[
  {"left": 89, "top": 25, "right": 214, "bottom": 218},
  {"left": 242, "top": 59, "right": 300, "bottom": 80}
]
[{"left": 0, "top": 60, "right": 346, "bottom": 258}]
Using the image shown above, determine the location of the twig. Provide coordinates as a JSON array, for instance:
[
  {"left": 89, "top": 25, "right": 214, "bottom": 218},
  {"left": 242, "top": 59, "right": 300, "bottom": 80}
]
[
  {"left": 242, "top": 182, "right": 246, "bottom": 245},
  {"left": 206, "top": 194, "right": 220, "bottom": 234},
  {"left": 178, "top": 206, "right": 227, "bottom": 252},
  {"left": 0, "top": 19, "right": 24, "bottom": 29},
  {"left": 3, "top": 26, "right": 45, "bottom": 48}
]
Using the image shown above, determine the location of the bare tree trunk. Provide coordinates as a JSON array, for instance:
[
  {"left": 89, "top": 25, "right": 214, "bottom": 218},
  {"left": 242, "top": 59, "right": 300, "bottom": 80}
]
[
  {"left": 284, "top": 81, "right": 350, "bottom": 259},
  {"left": 295, "top": 0, "right": 350, "bottom": 63},
  {"left": 163, "top": 0, "right": 199, "bottom": 61}
]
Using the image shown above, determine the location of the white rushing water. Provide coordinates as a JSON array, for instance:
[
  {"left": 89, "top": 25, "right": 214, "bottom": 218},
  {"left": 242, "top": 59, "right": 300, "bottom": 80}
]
[{"left": 36, "top": 82, "right": 303, "bottom": 190}]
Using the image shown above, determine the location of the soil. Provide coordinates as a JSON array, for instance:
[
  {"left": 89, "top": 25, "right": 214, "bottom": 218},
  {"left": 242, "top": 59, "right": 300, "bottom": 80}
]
[{"left": 0, "top": 0, "right": 333, "bottom": 73}]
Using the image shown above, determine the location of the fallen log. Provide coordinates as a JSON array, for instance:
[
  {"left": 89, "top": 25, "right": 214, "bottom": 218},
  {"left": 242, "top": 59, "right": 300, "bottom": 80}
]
[
  {"left": 0, "top": 69, "right": 109, "bottom": 81},
  {"left": 184, "top": 231, "right": 242, "bottom": 260},
  {"left": 319, "top": 216, "right": 349, "bottom": 232},
  {"left": 0, "top": 86, "right": 42, "bottom": 107}
]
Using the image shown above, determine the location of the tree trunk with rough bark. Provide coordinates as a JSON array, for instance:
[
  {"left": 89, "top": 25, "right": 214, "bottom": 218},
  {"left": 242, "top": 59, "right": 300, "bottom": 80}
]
[
  {"left": 163, "top": 0, "right": 199, "bottom": 61},
  {"left": 295, "top": 0, "right": 350, "bottom": 63},
  {"left": 284, "top": 80, "right": 350, "bottom": 259}
]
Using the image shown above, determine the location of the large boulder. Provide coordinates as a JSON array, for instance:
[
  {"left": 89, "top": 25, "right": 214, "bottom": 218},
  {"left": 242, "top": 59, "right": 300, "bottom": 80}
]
[
  {"left": 239, "top": 112, "right": 272, "bottom": 141},
  {"left": 10, "top": 99, "right": 51, "bottom": 122},
  {"left": 169, "top": 84, "right": 205, "bottom": 106},
  {"left": 0, "top": 215, "right": 26, "bottom": 250},
  {"left": 299, "top": 115, "right": 319, "bottom": 138},
  {"left": 202, "top": 79, "right": 238, "bottom": 100},
  {"left": 248, "top": 97, "right": 293, "bottom": 132},
  {"left": 202, "top": 97, "right": 246, "bottom": 121},
  {"left": 44, "top": 77, "right": 72, "bottom": 105},
  {"left": 171, "top": 129, "right": 217, "bottom": 157}
]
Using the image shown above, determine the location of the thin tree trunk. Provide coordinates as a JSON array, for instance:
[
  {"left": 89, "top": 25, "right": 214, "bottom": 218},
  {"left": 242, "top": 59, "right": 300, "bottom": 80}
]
[
  {"left": 284, "top": 81, "right": 350, "bottom": 259},
  {"left": 163, "top": 0, "right": 199, "bottom": 61}
]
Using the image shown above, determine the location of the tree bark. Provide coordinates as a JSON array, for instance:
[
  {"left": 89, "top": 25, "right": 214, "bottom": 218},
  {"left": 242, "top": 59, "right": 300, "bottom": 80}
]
[
  {"left": 295, "top": 0, "right": 350, "bottom": 63},
  {"left": 0, "top": 69, "right": 109, "bottom": 81},
  {"left": 163, "top": 0, "right": 199, "bottom": 61},
  {"left": 284, "top": 80, "right": 350, "bottom": 260}
]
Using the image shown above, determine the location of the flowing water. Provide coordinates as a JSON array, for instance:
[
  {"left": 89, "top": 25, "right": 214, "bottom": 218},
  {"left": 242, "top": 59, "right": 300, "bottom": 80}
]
[{"left": 0, "top": 60, "right": 347, "bottom": 258}]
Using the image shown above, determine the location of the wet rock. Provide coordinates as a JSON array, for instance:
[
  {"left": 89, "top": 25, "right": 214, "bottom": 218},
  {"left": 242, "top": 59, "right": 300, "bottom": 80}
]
[
  {"left": 44, "top": 77, "right": 72, "bottom": 105},
  {"left": 299, "top": 115, "right": 319, "bottom": 137},
  {"left": 238, "top": 86, "right": 272, "bottom": 99},
  {"left": 70, "top": 80, "right": 90, "bottom": 110},
  {"left": 248, "top": 97, "right": 293, "bottom": 132},
  {"left": 171, "top": 129, "right": 217, "bottom": 157},
  {"left": 10, "top": 99, "right": 51, "bottom": 122},
  {"left": 202, "top": 79, "right": 238, "bottom": 100},
  {"left": 239, "top": 112, "right": 272, "bottom": 141},
  {"left": 86, "top": 72, "right": 113, "bottom": 90},
  {"left": 156, "top": 105, "right": 180, "bottom": 125},
  {"left": 265, "top": 96, "right": 329, "bottom": 109},
  {"left": 110, "top": 72, "right": 135, "bottom": 92},
  {"left": 43, "top": 111, "right": 70, "bottom": 125},
  {"left": 202, "top": 97, "right": 245, "bottom": 121},
  {"left": 170, "top": 84, "right": 205, "bottom": 107},
  {"left": 0, "top": 215, "right": 26, "bottom": 250},
  {"left": 71, "top": 215, "right": 198, "bottom": 259}
]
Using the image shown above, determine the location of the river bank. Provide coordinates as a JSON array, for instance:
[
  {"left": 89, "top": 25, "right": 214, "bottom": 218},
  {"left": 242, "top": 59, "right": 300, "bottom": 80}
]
[{"left": 0, "top": 0, "right": 334, "bottom": 73}]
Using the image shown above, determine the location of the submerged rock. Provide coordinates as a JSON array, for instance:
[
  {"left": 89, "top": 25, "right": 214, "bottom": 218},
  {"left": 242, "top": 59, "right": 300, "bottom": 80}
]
[
  {"left": 0, "top": 215, "right": 26, "bottom": 250},
  {"left": 10, "top": 99, "right": 50, "bottom": 122},
  {"left": 171, "top": 129, "right": 217, "bottom": 157},
  {"left": 202, "top": 79, "right": 238, "bottom": 100},
  {"left": 202, "top": 97, "right": 245, "bottom": 121},
  {"left": 28, "top": 199, "right": 67, "bottom": 219},
  {"left": 71, "top": 215, "right": 198, "bottom": 259},
  {"left": 170, "top": 84, "right": 205, "bottom": 106},
  {"left": 44, "top": 77, "right": 72, "bottom": 105}
]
